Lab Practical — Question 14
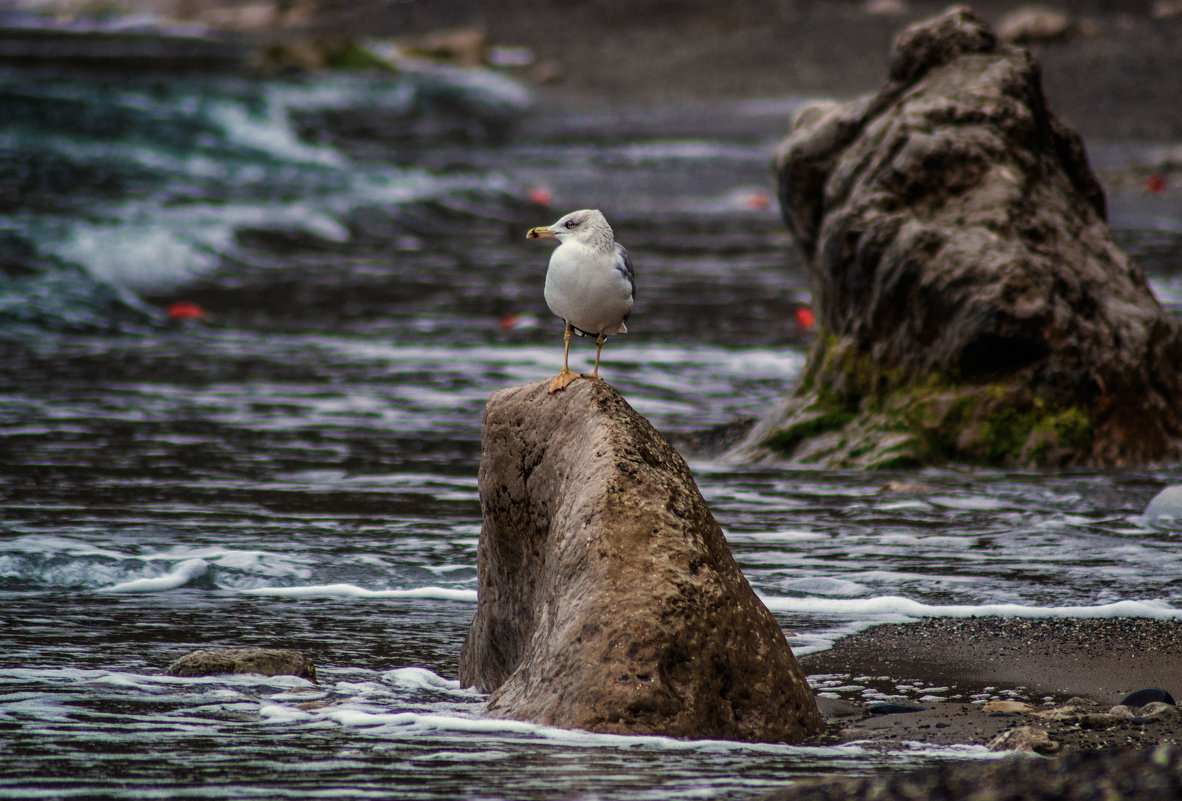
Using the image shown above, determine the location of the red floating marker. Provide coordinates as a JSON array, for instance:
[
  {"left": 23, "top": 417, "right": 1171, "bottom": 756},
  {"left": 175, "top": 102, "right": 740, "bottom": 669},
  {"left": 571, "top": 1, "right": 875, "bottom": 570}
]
[
  {"left": 1146, "top": 174, "right": 1167, "bottom": 194},
  {"left": 795, "top": 306, "right": 815, "bottom": 331},
  {"left": 167, "top": 301, "right": 207, "bottom": 321},
  {"left": 499, "top": 313, "right": 538, "bottom": 331},
  {"left": 746, "top": 192, "right": 771, "bottom": 210},
  {"left": 526, "top": 186, "right": 553, "bottom": 206}
]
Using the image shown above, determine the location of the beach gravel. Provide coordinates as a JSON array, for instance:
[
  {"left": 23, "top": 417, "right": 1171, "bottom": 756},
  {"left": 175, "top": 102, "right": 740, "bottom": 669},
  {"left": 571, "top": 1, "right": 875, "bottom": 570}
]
[
  {"left": 762, "top": 743, "right": 1182, "bottom": 801},
  {"left": 802, "top": 617, "right": 1182, "bottom": 751}
]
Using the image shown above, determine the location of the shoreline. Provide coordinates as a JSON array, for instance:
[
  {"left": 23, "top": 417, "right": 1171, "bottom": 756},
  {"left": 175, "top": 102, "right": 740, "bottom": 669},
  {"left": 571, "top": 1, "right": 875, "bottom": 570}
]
[
  {"left": 800, "top": 616, "right": 1182, "bottom": 752},
  {"left": 58, "top": 1, "right": 1182, "bottom": 141},
  {"left": 358, "top": 0, "right": 1182, "bottom": 142}
]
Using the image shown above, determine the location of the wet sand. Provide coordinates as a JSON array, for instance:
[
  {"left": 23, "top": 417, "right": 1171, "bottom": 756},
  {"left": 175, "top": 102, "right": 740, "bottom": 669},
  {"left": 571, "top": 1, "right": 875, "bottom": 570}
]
[
  {"left": 802, "top": 617, "right": 1182, "bottom": 751},
  {"left": 763, "top": 744, "right": 1182, "bottom": 801}
]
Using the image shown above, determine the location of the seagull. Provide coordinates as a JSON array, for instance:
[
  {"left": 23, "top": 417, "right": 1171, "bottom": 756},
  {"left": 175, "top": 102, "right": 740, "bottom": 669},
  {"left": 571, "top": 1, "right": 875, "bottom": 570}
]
[{"left": 527, "top": 209, "right": 635, "bottom": 393}]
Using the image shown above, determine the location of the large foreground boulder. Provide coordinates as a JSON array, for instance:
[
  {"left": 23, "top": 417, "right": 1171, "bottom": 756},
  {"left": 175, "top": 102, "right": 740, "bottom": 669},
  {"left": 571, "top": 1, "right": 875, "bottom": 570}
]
[
  {"left": 459, "top": 379, "right": 822, "bottom": 744},
  {"left": 761, "top": 745, "right": 1182, "bottom": 801},
  {"left": 734, "top": 6, "right": 1182, "bottom": 469}
]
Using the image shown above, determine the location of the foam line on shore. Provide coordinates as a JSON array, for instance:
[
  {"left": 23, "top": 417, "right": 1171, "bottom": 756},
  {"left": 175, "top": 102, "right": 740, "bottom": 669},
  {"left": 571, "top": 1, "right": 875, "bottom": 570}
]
[
  {"left": 241, "top": 583, "right": 477, "bottom": 602},
  {"left": 316, "top": 706, "right": 865, "bottom": 755},
  {"left": 759, "top": 595, "right": 1182, "bottom": 620},
  {"left": 97, "top": 558, "right": 209, "bottom": 593}
]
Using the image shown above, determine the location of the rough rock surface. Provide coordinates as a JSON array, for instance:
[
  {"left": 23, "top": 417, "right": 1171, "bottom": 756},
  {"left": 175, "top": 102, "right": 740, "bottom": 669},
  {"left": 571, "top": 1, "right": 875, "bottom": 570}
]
[
  {"left": 735, "top": 5, "right": 1182, "bottom": 469},
  {"left": 459, "top": 378, "right": 822, "bottom": 743},
  {"left": 166, "top": 648, "right": 317, "bottom": 681}
]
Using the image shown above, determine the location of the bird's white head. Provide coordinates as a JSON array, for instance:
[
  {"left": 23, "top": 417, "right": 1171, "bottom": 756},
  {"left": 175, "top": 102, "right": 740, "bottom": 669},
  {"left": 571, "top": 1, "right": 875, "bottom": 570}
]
[{"left": 527, "top": 209, "right": 615, "bottom": 251}]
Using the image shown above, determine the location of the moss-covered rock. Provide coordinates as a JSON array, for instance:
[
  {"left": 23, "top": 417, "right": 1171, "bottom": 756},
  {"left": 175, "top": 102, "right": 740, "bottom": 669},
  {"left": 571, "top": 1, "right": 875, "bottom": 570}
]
[{"left": 732, "top": 7, "right": 1182, "bottom": 469}]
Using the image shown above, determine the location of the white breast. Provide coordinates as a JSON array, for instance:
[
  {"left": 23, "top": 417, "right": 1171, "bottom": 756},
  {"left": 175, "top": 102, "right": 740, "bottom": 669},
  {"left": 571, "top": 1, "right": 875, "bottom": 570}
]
[{"left": 544, "top": 241, "right": 633, "bottom": 335}]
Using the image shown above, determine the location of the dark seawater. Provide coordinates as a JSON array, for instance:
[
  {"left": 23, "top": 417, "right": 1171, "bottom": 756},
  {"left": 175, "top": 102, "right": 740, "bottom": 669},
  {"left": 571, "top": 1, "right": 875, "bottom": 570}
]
[{"left": 2, "top": 61, "right": 1182, "bottom": 800}]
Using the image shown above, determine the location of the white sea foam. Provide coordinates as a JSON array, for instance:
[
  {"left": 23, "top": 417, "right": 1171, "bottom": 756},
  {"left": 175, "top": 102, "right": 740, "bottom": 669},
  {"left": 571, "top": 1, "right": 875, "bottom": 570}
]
[
  {"left": 98, "top": 558, "right": 209, "bottom": 593},
  {"left": 781, "top": 577, "right": 872, "bottom": 597},
  {"left": 242, "top": 584, "right": 477, "bottom": 602},
  {"left": 2, "top": 535, "right": 129, "bottom": 560},
  {"left": 318, "top": 706, "right": 863, "bottom": 756},
  {"left": 382, "top": 667, "right": 471, "bottom": 694},
  {"left": 926, "top": 495, "right": 1008, "bottom": 511},
  {"left": 259, "top": 703, "right": 314, "bottom": 724},
  {"left": 1, "top": 536, "right": 315, "bottom": 591},
  {"left": 789, "top": 620, "right": 883, "bottom": 656},
  {"left": 618, "top": 141, "right": 760, "bottom": 163},
  {"left": 893, "top": 742, "right": 1001, "bottom": 761},
  {"left": 760, "top": 594, "right": 1182, "bottom": 621},
  {"left": 0, "top": 667, "right": 313, "bottom": 691}
]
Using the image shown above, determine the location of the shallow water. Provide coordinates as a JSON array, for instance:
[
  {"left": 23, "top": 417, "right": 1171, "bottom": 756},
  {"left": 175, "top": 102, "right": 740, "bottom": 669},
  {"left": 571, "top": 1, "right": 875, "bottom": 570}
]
[{"left": 2, "top": 61, "right": 1182, "bottom": 800}]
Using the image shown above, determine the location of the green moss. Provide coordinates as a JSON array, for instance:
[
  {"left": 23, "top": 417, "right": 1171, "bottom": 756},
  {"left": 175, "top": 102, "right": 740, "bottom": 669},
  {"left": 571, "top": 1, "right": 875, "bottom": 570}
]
[
  {"left": 977, "top": 406, "right": 1034, "bottom": 464},
  {"left": 931, "top": 393, "right": 1092, "bottom": 466},
  {"left": 763, "top": 404, "right": 856, "bottom": 455},
  {"left": 1035, "top": 405, "right": 1093, "bottom": 450},
  {"left": 762, "top": 330, "right": 1098, "bottom": 468}
]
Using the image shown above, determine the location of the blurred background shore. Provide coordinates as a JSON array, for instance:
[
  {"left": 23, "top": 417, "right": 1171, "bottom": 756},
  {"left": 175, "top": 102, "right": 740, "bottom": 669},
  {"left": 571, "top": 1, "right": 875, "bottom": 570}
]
[{"left": 5, "top": 0, "right": 1182, "bottom": 139}]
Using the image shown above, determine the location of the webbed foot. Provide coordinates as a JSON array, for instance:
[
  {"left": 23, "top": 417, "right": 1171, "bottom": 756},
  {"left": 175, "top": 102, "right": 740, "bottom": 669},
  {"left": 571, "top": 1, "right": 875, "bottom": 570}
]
[{"left": 548, "top": 367, "right": 581, "bottom": 393}]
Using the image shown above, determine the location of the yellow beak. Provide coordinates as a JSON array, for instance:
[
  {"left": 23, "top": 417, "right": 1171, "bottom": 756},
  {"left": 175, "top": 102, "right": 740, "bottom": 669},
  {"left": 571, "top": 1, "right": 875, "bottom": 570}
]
[{"left": 527, "top": 226, "right": 557, "bottom": 239}]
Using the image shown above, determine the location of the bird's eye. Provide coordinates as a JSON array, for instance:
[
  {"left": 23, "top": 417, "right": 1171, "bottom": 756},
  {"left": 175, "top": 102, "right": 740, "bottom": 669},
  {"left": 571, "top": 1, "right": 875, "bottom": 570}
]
[{"left": 565, "top": 220, "right": 576, "bottom": 229}]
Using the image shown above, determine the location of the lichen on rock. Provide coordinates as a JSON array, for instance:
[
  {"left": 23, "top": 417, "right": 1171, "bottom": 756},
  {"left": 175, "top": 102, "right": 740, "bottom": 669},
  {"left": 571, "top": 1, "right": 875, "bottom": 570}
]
[{"left": 734, "top": 6, "right": 1182, "bottom": 469}]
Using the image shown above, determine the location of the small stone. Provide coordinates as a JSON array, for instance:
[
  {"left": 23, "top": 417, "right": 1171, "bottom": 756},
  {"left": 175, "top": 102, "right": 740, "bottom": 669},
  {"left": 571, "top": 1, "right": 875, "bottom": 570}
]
[
  {"left": 1077, "top": 712, "right": 1128, "bottom": 730},
  {"left": 867, "top": 702, "right": 926, "bottom": 715},
  {"left": 988, "top": 725, "right": 1059, "bottom": 754},
  {"left": 1138, "top": 702, "right": 1182, "bottom": 722},
  {"left": 1120, "top": 687, "right": 1177, "bottom": 707},
  {"left": 166, "top": 648, "right": 316, "bottom": 681},
  {"left": 984, "top": 699, "right": 1033, "bottom": 716},
  {"left": 996, "top": 6, "right": 1076, "bottom": 44},
  {"left": 815, "top": 696, "right": 864, "bottom": 719},
  {"left": 1036, "top": 705, "right": 1086, "bottom": 720}
]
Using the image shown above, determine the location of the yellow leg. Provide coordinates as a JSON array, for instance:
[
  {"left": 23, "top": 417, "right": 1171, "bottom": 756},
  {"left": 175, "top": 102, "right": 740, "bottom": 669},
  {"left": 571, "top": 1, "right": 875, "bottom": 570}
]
[
  {"left": 591, "top": 333, "right": 607, "bottom": 379},
  {"left": 548, "top": 322, "right": 581, "bottom": 393}
]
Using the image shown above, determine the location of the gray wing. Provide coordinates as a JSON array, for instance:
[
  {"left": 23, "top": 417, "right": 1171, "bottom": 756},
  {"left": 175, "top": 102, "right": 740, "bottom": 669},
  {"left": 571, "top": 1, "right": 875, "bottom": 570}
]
[{"left": 615, "top": 243, "right": 635, "bottom": 300}]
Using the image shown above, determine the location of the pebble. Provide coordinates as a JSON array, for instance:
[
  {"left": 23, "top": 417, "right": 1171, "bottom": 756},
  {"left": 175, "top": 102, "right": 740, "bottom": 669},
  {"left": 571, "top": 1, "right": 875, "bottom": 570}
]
[
  {"left": 1120, "top": 687, "right": 1176, "bottom": 707},
  {"left": 983, "top": 699, "right": 1033, "bottom": 716},
  {"left": 988, "top": 724, "right": 1059, "bottom": 754},
  {"left": 867, "top": 702, "right": 926, "bottom": 715},
  {"left": 1137, "top": 702, "right": 1182, "bottom": 723}
]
